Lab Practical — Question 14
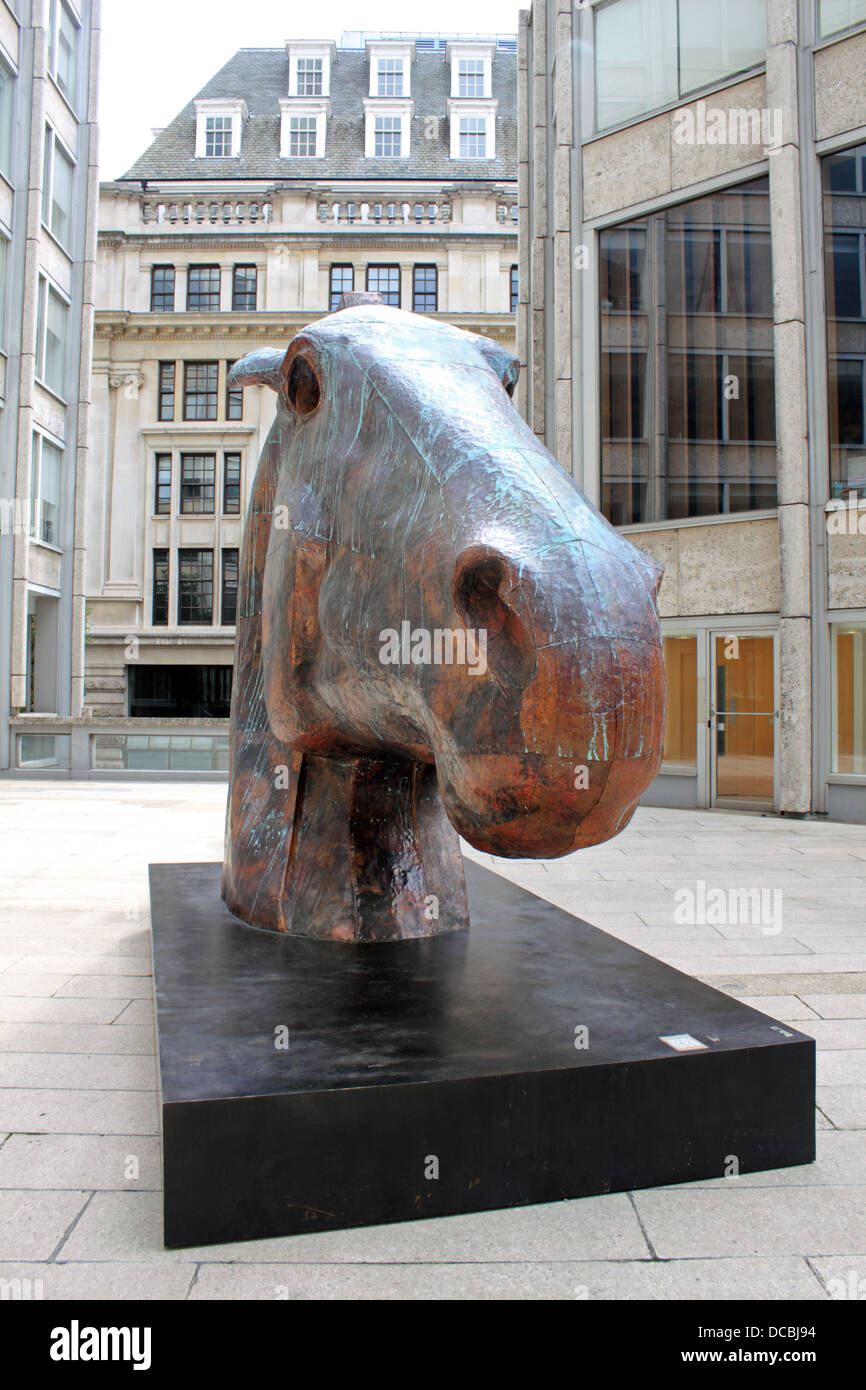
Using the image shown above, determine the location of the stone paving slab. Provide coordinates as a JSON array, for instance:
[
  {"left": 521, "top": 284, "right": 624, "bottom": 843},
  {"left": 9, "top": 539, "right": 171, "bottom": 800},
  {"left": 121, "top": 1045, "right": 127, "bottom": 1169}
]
[
  {"left": 791, "top": 1021, "right": 866, "bottom": 1048},
  {"left": 111, "top": 1000, "right": 155, "bottom": 1027},
  {"left": 0, "top": 1261, "right": 196, "bottom": 1300},
  {"left": 801, "top": 994, "right": 866, "bottom": 1019},
  {"left": 632, "top": 1187, "right": 866, "bottom": 1259},
  {"left": 0, "top": 1089, "right": 158, "bottom": 1135},
  {"left": 5, "top": 955, "right": 153, "bottom": 977},
  {"left": 658, "top": 955, "right": 866, "bottom": 976},
  {"left": 740, "top": 995, "right": 821, "bottom": 1019},
  {"left": 58, "top": 1191, "right": 651, "bottom": 1265},
  {"left": 815, "top": 1087, "right": 866, "bottom": 1129},
  {"left": 809, "top": 1256, "right": 866, "bottom": 1300},
  {"left": 0, "top": 997, "right": 133, "bottom": 1025},
  {"left": 0, "top": 974, "right": 74, "bottom": 997},
  {"left": 816, "top": 1051, "right": 866, "bottom": 1084},
  {"left": 0, "top": 1190, "right": 92, "bottom": 1261},
  {"left": 712, "top": 972, "right": 866, "bottom": 996},
  {"left": 53, "top": 975, "right": 153, "bottom": 999},
  {"left": 0, "top": 1023, "right": 155, "bottom": 1054},
  {"left": 185, "top": 1256, "right": 828, "bottom": 1302},
  {"left": 0, "top": 1053, "right": 156, "bottom": 1090},
  {"left": 0, "top": 1134, "right": 161, "bottom": 1190}
]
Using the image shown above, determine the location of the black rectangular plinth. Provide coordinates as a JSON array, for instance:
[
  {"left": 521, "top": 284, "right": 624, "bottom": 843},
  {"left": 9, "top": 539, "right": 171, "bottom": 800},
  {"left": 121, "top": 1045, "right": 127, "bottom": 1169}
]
[{"left": 149, "top": 861, "right": 815, "bottom": 1248}]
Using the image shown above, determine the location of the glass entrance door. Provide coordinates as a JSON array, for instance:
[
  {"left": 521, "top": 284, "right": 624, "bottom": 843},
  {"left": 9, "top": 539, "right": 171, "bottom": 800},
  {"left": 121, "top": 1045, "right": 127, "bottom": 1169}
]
[{"left": 711, "top": 633, "right": 776, "bottom": 809}]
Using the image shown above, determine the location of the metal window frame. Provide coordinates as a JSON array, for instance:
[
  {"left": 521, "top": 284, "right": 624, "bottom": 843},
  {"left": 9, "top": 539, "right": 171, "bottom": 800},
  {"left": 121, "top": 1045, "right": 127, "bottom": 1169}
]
[
  {"left": 220, "top": 547, "right": 240, "bottom": 626},
  {"left": 177, "top": 548, "right": 214, "bottom": 626},
  {"left": 179, "top": 452, "right": 216, "bottom": 514},
  {"left": 231, "top": 264, "right": 257, "bottom": 311},
  {"left": 329, "top": 263, "right": 354, "bottom": 310},
  {"left": 151, "top": 547, "right": 169, "bottom": 627},
  {"left": 366, "top": 263, "right": 401, "bottom": 306},
  {"left": 153, "top": 452, "right": 172, "bottom": 515},
  {"left": 182, "top": 361, "right": 219, "bottom": 421},
  {"left": 150, "top": 265, "right": 175, "bottom": 312},
  {"left": 222, "top": 452, "right": 241, "bottom": 514},
  {"left": 157, "top": 361, "right": 175, "bottom": 421},
  {"left": 186, "top": 265, "right": 221, "bottom": 312},
  {"left": 412, "top": 263, "right": 438, "bottom": 312}
]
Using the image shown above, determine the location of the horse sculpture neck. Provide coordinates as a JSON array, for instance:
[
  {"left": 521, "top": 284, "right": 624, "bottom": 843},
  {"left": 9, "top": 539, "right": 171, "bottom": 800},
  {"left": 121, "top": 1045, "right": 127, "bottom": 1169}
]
[{"left": 224, "top": 749, "right": 468, "bottom": 942}]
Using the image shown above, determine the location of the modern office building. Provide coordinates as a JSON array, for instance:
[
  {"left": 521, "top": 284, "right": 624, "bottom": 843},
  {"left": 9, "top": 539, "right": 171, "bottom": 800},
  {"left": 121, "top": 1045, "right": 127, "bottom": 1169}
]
[
  {"left": 0, "top": 0, "right": 100, "bottom": 774},
  {"left": 519, "top": 0, "right": 866, "bottom": 821},
  {"left": 82, "top": 31, "right": 517, "bottom": 770}
]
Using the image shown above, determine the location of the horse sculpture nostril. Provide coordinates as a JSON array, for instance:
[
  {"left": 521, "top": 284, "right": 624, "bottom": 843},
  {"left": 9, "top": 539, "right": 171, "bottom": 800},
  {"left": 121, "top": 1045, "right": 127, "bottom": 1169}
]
[
  {"left": 451, "top": 547, "right": 537, "bottom": 690},
  {"left": 453, "top": 549, "right": 510, "bottom": 638}
]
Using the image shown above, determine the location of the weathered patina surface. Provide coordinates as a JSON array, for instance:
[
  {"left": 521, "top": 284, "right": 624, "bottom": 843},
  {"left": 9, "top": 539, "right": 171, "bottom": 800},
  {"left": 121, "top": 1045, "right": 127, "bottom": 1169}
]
[{"left": 222, "top": 302, "right": 665, "bottom": 942}]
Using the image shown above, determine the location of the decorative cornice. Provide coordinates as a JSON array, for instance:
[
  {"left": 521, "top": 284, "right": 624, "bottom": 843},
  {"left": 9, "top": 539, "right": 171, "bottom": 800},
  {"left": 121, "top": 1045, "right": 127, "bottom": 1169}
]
[
  {"left": 96, "top": 231, "right": 517, "bottom": 254},
  {"left": 93, "top": 309, "right": 516, "bottom": 344}
]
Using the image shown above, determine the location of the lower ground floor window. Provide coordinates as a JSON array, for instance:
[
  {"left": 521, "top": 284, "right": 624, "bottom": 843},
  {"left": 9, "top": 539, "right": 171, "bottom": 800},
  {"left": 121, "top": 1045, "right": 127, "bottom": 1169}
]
[
  {"left": 662, "top": 634, "right": 697, "bottom": 768},
  {"left": 127, "top": 664, "right": 232, "bottom": 718},
  {"left": 834, "top": 624, "right": 866, "bottom": 774}
]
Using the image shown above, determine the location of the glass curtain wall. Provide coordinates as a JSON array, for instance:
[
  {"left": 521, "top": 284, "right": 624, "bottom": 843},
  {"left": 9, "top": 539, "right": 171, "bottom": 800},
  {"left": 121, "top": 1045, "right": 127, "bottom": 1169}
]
[{"left": 601, "top": 177, "right": 776, "bottom": 524}]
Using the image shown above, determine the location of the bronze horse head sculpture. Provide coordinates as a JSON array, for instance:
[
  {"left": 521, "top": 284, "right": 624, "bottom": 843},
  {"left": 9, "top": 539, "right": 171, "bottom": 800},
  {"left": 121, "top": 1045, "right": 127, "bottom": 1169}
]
[{"left": 222, "top": 301, "right": 665, "bottom": 942}]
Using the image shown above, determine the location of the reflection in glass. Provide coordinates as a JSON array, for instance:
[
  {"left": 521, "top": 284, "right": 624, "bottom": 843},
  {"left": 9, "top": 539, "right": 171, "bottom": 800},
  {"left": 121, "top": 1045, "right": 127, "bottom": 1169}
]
[
  {"left": 662, "top": 636, "right": 697, "bottom": 767},
  {"left": 714, "top": 635, "right": 774, "bottom": 805},
  {"left": 677, "top": 0, "right": 767, "bottom": 95},
  {"left": 601, "top": 177, "right": 776, "bottom": 524},
  {"left": 595, "top": 0, "right": 767, "bottom": 131},
  {"left": 834, "top": 626, "right": 866, "bottom": 774},
  {"left": 823, "top": 145, "right": 866, "bottom": 498},
  {"left": 819, "top": 0, "right": 866, "bottom": 39}
]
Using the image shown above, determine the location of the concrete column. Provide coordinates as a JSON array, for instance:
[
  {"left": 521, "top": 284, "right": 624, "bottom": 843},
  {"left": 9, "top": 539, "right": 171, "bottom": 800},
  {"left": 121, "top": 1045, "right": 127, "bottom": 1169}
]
[
  {"left": 551, "top": 3, "right": 574, "bottom": 471},
  {"left": 767, "top": 0, "right": 812, "bottom": 813},
  {"left": 301, "top": 248, "right": 320, "bottom": 311},
  {"left": 529, "top": 1, "right": 548, "bottom": 441},
  {"left": 401, "top": 263, "right": 413, "bottom": 311},
  {"left": 516, "top": 11, "right": 531, "bottom": 421},
  {"left": 104, "top": 373, "right": 145, "bottom": 594}
]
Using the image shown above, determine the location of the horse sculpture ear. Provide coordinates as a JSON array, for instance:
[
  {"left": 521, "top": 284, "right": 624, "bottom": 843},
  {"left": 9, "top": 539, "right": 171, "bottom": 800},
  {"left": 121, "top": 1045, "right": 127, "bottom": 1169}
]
[
  {"left": 468, "top": 334, "right": 520, "bottom": 399},
  {"left": 227, "top": 348, "right": 285, "bottom": 393},
  {"left": 229, "top": 339, "right": 324, "bottom": 419}
]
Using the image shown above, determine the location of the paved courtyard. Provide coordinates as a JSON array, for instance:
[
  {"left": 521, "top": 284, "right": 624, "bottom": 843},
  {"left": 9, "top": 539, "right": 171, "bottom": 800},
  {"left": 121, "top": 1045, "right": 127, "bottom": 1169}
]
[{"left": 0, "top": 780, "right": 864, "bottom": 1300}]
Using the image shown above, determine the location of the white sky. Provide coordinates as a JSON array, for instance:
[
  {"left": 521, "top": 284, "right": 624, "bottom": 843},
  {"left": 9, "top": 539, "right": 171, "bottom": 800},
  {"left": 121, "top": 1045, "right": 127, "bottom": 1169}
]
[{"left": 98, "top": 0, "right": 525, "bottom": 180}]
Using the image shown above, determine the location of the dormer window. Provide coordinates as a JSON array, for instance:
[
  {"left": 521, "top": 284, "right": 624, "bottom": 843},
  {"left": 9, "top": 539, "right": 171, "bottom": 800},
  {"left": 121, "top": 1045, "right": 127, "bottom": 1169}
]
[
  {"left": 366, "top": 41, "right": 414, "bottom": 98},
  {"left": 205, "top": 116, "right": 231, "bottom": 157},
  {"left": 447, "top": 41, "right": 495, "bottom": 99},
  {"left": 459, "top": 117, "right": 487, "bottom": 158},
  {"left": 296, "top": 58, "right": 323, "bottom": 96},
  {"left": 194, "top": 99, "right": 247, "bottom": 159},
  {"left": 289, "top": 115, "right": 317, "bottom": 156},
  {"left": 458, "top": 59, "right": 485, "bottom": 98},
  {"left": 377, "top": 58, "right": 404, "bottom": 96},
  {"left": 447, "top": 98, "right": 497, "bottom": 160},
  {"left": 286, "top": 42, "right": 335, "bottom": 98},
  {"left": 377, "top": 116, "right": 401, "bottom": 156},
  {"left": 363, "top": 100, "right": 413, "bottom": 159},
  {"left": 446, "top": 42, "right": 497, "bottom": 161},
  {"left": 279, "top": 98, "right": 330, "bottom": 158}
]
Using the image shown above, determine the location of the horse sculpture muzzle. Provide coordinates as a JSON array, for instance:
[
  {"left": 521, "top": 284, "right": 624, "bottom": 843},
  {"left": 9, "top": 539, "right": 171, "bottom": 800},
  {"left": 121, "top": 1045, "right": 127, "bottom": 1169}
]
[{"left": 222, "top": 303, "right": 665, "bottom": 942}]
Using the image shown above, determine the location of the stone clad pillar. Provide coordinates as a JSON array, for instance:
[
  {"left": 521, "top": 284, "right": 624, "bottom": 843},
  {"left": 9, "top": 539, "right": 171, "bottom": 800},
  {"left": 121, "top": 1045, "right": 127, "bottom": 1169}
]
[{"left": 767, "top": 0, "right": 812, "bottom": 813}]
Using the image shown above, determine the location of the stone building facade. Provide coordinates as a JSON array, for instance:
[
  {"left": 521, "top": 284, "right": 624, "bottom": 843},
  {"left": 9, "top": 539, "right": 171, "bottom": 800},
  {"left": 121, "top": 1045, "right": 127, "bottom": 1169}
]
[
  {"left": 84, "top": 32, "right": 518, "bottom": 769},
  {"left": 519, "top": 0, "right": 866, "bottom": 821},
  {"left": 0, "top": 0, "right": 100, "bottom": 773}
]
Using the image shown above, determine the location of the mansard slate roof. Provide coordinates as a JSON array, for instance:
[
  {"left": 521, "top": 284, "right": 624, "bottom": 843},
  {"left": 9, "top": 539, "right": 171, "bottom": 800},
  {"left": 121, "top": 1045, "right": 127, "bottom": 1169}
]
[{"left": 120, "top": 45, "right": 517, "bottom": 183}]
